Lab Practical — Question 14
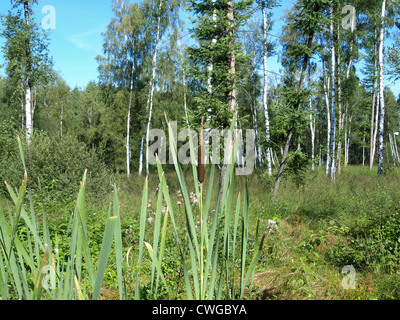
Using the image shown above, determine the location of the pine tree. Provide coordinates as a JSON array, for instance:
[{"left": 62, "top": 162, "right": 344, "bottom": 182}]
[
  {"left": 187, "top": 0, "right": 253, "bottom": 191},
  {"left": 186, "top": 0, "right": 253, "bottom": 129},
  {"left": 273, "top": 0, "right": 329, "bottom": 197}
]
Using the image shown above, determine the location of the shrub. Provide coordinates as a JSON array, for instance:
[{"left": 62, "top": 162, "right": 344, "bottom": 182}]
[
  {"left": 0, "top": 129, "right": 112, "bottom": 204},
  {"left": 0, "top": 120, "right": 22, "bottom": 194},
  {"left": 328, "top": 210, "right": 400, "bottom": 273}
]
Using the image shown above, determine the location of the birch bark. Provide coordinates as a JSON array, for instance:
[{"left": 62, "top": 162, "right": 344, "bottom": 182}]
[
  {"left": 323, "top": 63, "right": 331, "bottom": 176},
  {"left": 24, "top": 1, "right": 33, "bottom": 143},
  {"left": 139, "top": 0, "right": 163, "bottom": 176},
  {"left": 377, "top": 0, "right": 386, "bottom": 177},
  {"left": 309, "top": 97, "right": 315, "bottom": 171},
  {"left": 370, "top": 28, "right": 378, "bottom": 169},
  {"left": 329, "top": 5, "right": 336, "bottom": 180},
  {"left": 262, "top": 0, "right": 272, "bottom": 176}
]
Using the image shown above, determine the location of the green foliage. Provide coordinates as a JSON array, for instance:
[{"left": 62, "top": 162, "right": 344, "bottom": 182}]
[
  {"left": 0, "top": 120, "right": 23, "bottom": 194},
  {"left": 0, "top": 0, "right": 55, "bottom": 93},
  {"left": 186, "top": 0, "right": 254, "bottom": 129},
  {"left": 0, "top": 131, "right": 111, "bottom": 204},
  {"left": 281, "top": 0, "right": 329, "bottom": 70},
  {"left": 328, "top": 209, "right": 400, "bottom": 273}
]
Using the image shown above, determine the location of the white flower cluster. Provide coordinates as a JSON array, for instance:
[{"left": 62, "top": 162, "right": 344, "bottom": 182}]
[
  {"left": 189, "top": 192, "right": 198, "bottom": 205},
  {"left": 267, "top": 219, "right": 278, "bottom": 233}
]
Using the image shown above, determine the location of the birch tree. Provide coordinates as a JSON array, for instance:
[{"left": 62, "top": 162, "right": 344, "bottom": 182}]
[
  {"left": 260, "top": 0, "right": 276, "bottom": 176},
  {"left": 1, "top": 0, "right": 54, "bottom": 143},
  {"left": 329, "top": 3, "right": 336, "bottom": 180},
  {"left": 140, "top": 0, "right": 163, "bottom": 177},
  {"left": 98, "top": 0, "right": 143, "bottom": 178},
  {"left": 138, "top": 0, "right": 182, "bottom": 176},
  {"left": 377, "top": 0, "right": 386, "bottom": 177},
  {"left": 309, "top": 96, "right": 316, "bottom": 171},
  {"left": 319, "top": 58, "right": 331, "bottom": 175}
]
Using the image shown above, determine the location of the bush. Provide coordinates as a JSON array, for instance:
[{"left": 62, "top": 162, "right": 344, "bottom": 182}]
[
  {"left": 328, "top": 210, "right": 400, "bottom": 273},
  {"left": 0, "top": 120, "right": 22, "bottom": 194},
  {"left": 1, "top": 129, "right": 112, "bottom": 204}
]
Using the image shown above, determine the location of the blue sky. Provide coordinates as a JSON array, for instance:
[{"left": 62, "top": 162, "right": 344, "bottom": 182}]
[
  {"left": 0, "top": 0, "right": 398, "bottom": 98},
  {"left": 0, "top": 0, "right": 289, "bottom": 90},
  {"left": 0, "top": 0, "right": 114, "bottom": 89}
]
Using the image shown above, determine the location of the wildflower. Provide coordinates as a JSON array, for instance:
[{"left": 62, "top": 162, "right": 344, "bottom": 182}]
[
  {"left": 177, "top": 200, "right": 182, "bottom": 206},
  {"left": 147, "top": 199, "right": 152, "bottom": 208},
  {"left": 267, "top": 219, "right": 278, "bottom": 233},
  {"left": 189, "top": 192, "right": 198, "bottom": 205},
  {"left": 148, "top": 216, "right": 154, "bottom": 225}
]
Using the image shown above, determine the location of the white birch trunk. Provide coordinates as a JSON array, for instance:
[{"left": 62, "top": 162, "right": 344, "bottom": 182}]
[
  {"left": 344, "top": 121, "right": 348, "bottom": 166},
  {"left": 309, "top": 97, "right": 315, "bottom": 172},
  {"left": 24, "top": 1, "right": 33, "bottom": 143},
  {"left": 389, "top": 134, "right": 396, "bottom": 165},
  {"left": 25, "top": 84, "right": 32, "bottom": 142},
  {"left": 336, "top": 25, "right": 342, "bottom": 175},
  {"left": 370, "top": 29, "right": 378, "bottom": 169},
  {"left": 274, "top": 150, "right": 279, "bottom": 168},
  {"left": 345, "top": 116, "right": 352, "bottom": 166},
  {"left": 394, "top": 133, "right": 400, "bottom": 164},
  {"left": 139, "top": 0, "right": 163, "bottom": 176},
  {"left": 323, "top": 62, "right": 331, "bottom": 176},
  {"left": 177, "top": 38, "right": 189, "bottom": 127},
  {"left": 253, "top": 99, "right": 262, "bottom": 168},
  {"left": 252, "top": 52, "right": 262, "bottom": 168},
  {"left": 126, "top": 56, "right": 134, "bottom": 178},
  {"left": 329, "top": 6, "right": 336, "bottom": 180},
  {"left": 363, "top": 136, "right": 366, "bottom": 166},
  {"left": 319, "top": 147, "right": 322, "bottom": 167},
  {"left": 372, "top": 91, "right": 380, "bottom": 165},
  {"left": 270, "top": 148, "right": 275, "bottom": 167},
  {"left": 378, "top": 0, "right": 386, "bottom": 176},
  {"left": 262, "top": 0, "right": 272, "bottom": 176}
]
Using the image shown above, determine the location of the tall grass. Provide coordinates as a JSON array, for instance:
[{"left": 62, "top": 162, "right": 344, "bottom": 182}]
[
  {"left": 0, "top": 137, "right": 123, "bottom": 300},
  {"left": 0, "top": 116, "right": 267, "bottom": 300}
]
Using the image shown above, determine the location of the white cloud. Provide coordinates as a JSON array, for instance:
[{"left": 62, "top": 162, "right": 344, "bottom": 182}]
[{"left": 68, "top": 24, "right": 106, "bottom": 52}]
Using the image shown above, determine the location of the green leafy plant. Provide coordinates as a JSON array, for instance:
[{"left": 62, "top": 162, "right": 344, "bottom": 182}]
[{"left": 135, "top": 114, "right": 268, "bottom": 300}]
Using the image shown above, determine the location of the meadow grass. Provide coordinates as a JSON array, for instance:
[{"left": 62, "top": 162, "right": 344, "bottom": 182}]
[
  {"left": 1, "top": 134, "right": 400, "bottom": 300},
  {"left": 0, "top": 120, "right": 270, "bottom": 300}
]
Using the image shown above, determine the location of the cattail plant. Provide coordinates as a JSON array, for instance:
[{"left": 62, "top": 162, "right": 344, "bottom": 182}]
[
  {"left": 142, "top": 114, "right": 269, "bottom": 300},
  {"left": 198, "top": 116, "right": 205, "bottom": 184},
  {"left": 1, "top": 118, "right": 268, "bottom": 300}
]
